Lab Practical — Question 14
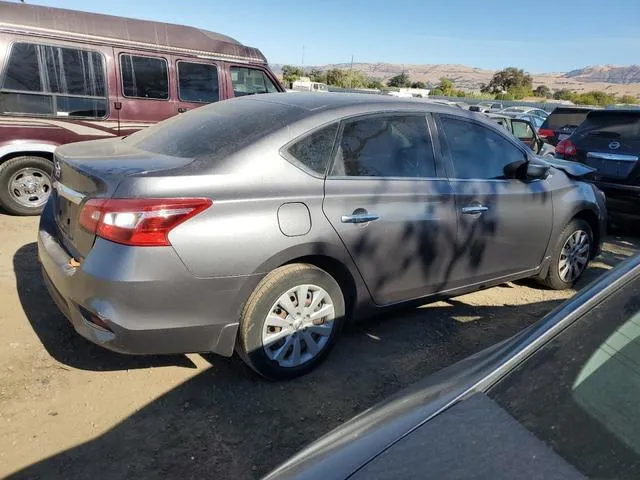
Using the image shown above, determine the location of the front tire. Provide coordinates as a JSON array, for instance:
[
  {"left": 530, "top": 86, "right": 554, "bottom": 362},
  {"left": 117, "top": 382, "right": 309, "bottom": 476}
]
[
  {"left": 541, "top": 219, "right": 593, "bottom": 290},
  {"left": 0, "top": 156, "right": 53, "bottom": 216},
  {"left": 237, "top": 264, "right": 345, "bottom": 380}
]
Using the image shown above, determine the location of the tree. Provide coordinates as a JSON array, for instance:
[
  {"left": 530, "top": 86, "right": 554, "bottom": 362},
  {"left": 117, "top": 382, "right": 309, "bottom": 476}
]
[
  {"left": 481, "top": 67, "right": 532, "bottom": 94},
  {"left": 429, "top": 77, "right": 456, "bottom": 96},
  {"left": 618, "top": 94, "right": 638, "bottom": 104},
  {"left": 411, "top": 81, "right": 426, "bottom": 89},
  {"left": 387, "top": 72, "right": 411, "bottom": 88},
  {"left": 307, "top": 68, "right": 327, "bottom": 84},
  {"left": 553, "top": 89, "right": 574, "bottom": 101},
  {"left": 367, "top": 79, "right": 384, "bottom": 89},
  {"left": 534, "top": 85, "right": 551, "bottom": 98},
  {"left": 508, "top": 85, "right": 533, "bottom": 100},
  {"left": 281, "top": 65, "right": 305, "bottom": 85},
  {"left": 326, "top": 68, "right": 348, "bottom": 87}
]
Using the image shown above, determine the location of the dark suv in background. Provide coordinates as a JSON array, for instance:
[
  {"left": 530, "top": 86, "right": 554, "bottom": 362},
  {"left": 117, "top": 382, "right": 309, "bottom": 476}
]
[
  {"left": 555, "top": 109, "right": 640, "bottom": 224},
  {"left": 539, "top": 107, "right": 594, "bottom": 146}
]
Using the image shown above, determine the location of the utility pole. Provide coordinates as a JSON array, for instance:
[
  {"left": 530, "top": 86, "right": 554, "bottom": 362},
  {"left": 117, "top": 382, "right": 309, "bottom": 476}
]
[
  {"left": 301, "top": 45, "right": 305, "bottom": 69},
  {"left": 349, "top": 55, "right": 354, "bottom": 88}
]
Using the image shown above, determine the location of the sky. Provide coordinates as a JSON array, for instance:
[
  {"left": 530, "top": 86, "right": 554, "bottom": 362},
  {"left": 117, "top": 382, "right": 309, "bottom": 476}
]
[{"left": 22, "top": 0, "right": 640, "bottom": 73}]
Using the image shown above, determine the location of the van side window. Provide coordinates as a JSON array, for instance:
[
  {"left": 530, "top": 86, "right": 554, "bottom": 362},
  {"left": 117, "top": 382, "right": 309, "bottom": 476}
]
[
  {"left": 120, "top": 55, "right": 169, "bottom": 100},
  {"left": 177, "top": 62, "right": 219, "bottom": 103},
  {"left": 0, "top": 42, "right": 107, "bottom": 118},
  {"left": 230, "top": 67, "right": 278, "bottom": 97}
]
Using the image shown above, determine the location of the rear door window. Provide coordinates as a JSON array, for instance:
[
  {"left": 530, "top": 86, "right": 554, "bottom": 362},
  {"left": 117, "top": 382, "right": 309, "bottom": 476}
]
[
  {"left": 330, "top": 115, "right": 436, "bottom": 178},
  {"left": 120, "top": 54, "right": 169, "bottom": 99},
  {"left": 230, "top": 67, "right": 279, "bottom": 97},
  {"left": 177, "top": 62, "right": 219, "bottom": 103},
  {"left": 0, "top": 42, "right": 107, "bottom": 117}
]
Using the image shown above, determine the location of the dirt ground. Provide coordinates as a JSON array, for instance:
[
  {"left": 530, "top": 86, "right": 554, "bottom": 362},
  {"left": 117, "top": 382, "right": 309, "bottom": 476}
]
[{"left": 0, "top": 214, "right": 638, "bottom": 480}]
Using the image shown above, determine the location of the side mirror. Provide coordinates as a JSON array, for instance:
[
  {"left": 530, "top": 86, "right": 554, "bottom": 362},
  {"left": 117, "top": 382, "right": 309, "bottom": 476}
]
[
  {"left": 526, "top": 162, "right": 550, "bottom": 181},
  {"left": 503, "top": 160, "right": 528, "bottom": 179}
]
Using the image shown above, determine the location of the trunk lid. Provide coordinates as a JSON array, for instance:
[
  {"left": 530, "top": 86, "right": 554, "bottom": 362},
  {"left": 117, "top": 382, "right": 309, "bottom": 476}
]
[
  {"left": 571, "top": 111, "right": 640, "bottom": 183},
  {"left": 52, "top": 138, "right": 194, "bottom": 258}
]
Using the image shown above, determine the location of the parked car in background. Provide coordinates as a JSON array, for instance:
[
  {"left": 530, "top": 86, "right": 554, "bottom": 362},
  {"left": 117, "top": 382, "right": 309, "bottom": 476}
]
[
  {"left": 39, "top": 93, "right": 605, "bottom": 380},
  {"left": 486, "top": 114, "right": 555, "bottom": 156},
  {"left": 538, "top": 106, "right": 594, "bottom": 146},
  {"left": 427, "top": 99, "right": 467, "bottom": 109},
  {"left": 498, "top": 111, "right": 545, "bottom": 130},
  {"left": 499, "top": 106, "right": 549, "bottom": 120},
  {"left": 0, "top": 1, "right": 283, "bottom": 215},
  {"left": 469, "top": 102, "right": 503, "bottom": 113},
  {"left": 555, "top": 109, "right": 640, "bottom": 225},
  {"left": 265, "top": 254, "right": 640, "bottom": 480}
]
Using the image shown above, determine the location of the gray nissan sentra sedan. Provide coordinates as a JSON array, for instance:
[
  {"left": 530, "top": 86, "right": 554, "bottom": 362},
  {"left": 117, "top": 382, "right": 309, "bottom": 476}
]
[{"left": 38, "top": 93, "right": 606, "bottom": 379}]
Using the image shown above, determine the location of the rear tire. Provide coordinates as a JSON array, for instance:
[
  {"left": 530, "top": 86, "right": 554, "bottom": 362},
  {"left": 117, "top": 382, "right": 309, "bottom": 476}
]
[
  {"left": 0, "top": 156, "right": 53, "bottom": 216},
  {"left": 236, "top": 264, "right": 345, "bottom": 380},
  {"left": 540, "top": 219, "right": 593, "bottom": 290}
]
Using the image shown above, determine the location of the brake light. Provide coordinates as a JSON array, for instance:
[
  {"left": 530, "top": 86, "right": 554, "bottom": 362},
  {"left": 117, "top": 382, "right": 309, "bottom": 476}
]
[
  {"left": 556, "top": 138, "right": 577, "bottom": 157},
  {"left": 79, "top": 198, "right": 212, "bottom": 246},
  {"left": 538, "top": 128, "right": 554, "bottom": 138}
]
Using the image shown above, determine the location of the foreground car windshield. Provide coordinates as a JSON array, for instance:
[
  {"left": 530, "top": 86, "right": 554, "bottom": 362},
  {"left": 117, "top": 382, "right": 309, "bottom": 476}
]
[{"left": 489, "top": 276, "right": 640, "bottom": 478}]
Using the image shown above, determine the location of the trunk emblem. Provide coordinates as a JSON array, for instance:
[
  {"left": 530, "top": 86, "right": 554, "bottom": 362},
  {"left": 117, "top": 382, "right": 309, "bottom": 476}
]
[{"left": 609, "top": 141, "right": 621, "bottom": 150}]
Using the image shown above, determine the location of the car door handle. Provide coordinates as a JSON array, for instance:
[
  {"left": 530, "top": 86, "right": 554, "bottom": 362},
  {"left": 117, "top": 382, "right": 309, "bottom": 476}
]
[
  {"left": 341, "top": 213, "right": 380, "bottom": 224},
  {"left": 177, "top": 107, "right": 188, "bottom": 113},
  {"left": 461, "top": 206, "right": 489, "bottom": 215}
]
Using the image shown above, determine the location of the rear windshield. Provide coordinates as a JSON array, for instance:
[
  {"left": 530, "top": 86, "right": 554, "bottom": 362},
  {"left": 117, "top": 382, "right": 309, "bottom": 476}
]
[
  {"left": 541, "top": 108, "right": 592, "bottom": 130},
  {"left": 573, "top": 112, "right": 640, "bottom": 140},
  {"left": 126, "top": 97, "right": 303, "bottom": 160}
]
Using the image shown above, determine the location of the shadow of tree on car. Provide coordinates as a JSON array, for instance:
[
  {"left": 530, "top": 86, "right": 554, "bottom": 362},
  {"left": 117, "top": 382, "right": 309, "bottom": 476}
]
[{"left": 13, "top": 242, "right": 196, "bottom": 371}]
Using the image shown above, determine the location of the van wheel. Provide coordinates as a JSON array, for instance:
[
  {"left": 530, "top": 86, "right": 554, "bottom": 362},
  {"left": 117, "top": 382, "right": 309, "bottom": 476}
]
[
  {"left": 0, "top": 156, "right": 53, "bottom": 216},
  {"left": 540, "top": 219, "right": 593, "bottom": 290},
  {"left": 236, "top": 264, "right": 345, "bottom": 380}
]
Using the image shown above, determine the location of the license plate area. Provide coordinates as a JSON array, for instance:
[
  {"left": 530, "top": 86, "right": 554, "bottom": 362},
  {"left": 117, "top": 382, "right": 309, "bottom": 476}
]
[
  {"left": 586, "top": 152, "right": 638, "bottom": 180},
  {"left": 54, "top": 188, "right": 78, "bottom": 240}
]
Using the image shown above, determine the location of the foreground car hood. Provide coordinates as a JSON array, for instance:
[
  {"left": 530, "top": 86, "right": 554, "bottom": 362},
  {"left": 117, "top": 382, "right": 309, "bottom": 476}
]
[{"left": 263, "top": 336, "right": 526, "bottom": 480}]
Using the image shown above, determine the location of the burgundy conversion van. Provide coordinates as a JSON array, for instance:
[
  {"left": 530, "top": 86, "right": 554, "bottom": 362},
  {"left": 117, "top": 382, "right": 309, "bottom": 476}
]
[{"left": 0, "top": 1, "right": 283, "bottom": 215}]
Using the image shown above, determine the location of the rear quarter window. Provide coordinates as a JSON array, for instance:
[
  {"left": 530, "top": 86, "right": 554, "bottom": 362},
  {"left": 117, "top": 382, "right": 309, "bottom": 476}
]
[{"left": 284, "top": 124, "right": 339, "bottom": 176}]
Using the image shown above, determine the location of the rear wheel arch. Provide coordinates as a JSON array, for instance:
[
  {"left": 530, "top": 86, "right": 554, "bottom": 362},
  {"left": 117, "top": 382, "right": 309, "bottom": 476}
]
[{"left": 282, "top": 254, "right": 357, "bottom": 318}]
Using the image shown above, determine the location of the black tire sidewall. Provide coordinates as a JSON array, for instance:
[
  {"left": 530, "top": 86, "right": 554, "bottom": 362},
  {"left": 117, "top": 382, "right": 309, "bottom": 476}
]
[
  {"left": 547, "top": 219, "right": 593, "bottom": 289},
  {"left": 240, "top": 266, "right": 345, "bottom": 380},
  {"left": 0, "top": 156, "right": 52, "bottom": 216}
]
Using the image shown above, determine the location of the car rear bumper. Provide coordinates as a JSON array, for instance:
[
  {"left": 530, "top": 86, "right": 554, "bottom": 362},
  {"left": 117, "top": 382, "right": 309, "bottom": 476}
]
[{"left": 37, "top": 200, "right": 261, "bottom": 357}]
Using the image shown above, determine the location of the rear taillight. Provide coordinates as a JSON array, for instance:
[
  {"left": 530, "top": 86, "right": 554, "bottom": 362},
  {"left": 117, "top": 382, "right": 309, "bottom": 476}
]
[
  {"left": 556, "top": 138, "right": 577, "bottom": 157},
  {"left": 538, "top": 128, "right": 554, "bottom": 139},
  {"left": 79, "top": 198, "right": 212, "bottom": 246}
]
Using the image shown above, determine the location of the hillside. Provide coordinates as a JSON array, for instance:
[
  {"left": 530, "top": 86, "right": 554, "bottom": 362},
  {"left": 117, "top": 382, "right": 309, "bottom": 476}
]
[{"left": 270, "top": 63, "right": 640, "bottom": 96}]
